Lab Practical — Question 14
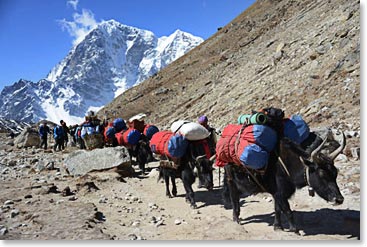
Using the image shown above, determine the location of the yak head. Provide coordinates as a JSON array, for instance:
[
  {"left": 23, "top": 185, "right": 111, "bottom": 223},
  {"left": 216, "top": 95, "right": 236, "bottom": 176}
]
[
  {"left": 302, "top": 129, "right": 346, "bottom": 205},
  {"left": 193, "top": 154, "right": 215, "bottom": 191}
]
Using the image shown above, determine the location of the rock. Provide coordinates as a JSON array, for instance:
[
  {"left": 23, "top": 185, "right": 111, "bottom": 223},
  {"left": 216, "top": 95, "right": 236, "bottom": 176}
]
[
  {"left": 8, "top": 160, "right": 17, "bottom": 166},
  {"left": 99, "top": 197, "right": 108, "bottom": 204},
  {"left": 150, "top": 216, "right": 157, "bottom": 223},
  {"left": 131, "top": 221, "right": 140, "bottom": 227},
  {"left": 14, "top": 127, "right": 40, "bottom": 148},
  {"left": 174, "top": 219, "right": 182, "bottom": 225},
  {"left": 10, "top": 209, "right": 20, "bottom": 218},
  {"left": 4, "top": 200, "right": 14, "bottom": 206},
  {"left": 345, "top": 130, "right": 359, "bottom": 138},
  {"left": 0, "top": 225, "right": 8, "bottom": 236},
  {"left": 46, "top": 161, "right": 55, "bottom": 170},
  {"left": 309, "top": 53, "right": 318, "bottom": 60},
  {"left": 315, "top": 45, "right": 326, "bottom": 54},
  {"left": 276, "top": 42, "right": 285, "bottom": 52},
  {"left": 350, "top": 147, "right": 360, "bottom": 160},
  {"left": 47, "top": 185, "right": 60, "bottom": 194},
  {"left": 148, "top": 168, "right": 159, "bottom": 177},
  {"left": 1, "top": 168, "right": 10, "bottom": 174},
  {"left": 68, "top": 196, "right": 78, "bottom": 201},
  {"left": 64, "top": 146, "right": 131, "bottom": 176},
  {"left": 155, "top": 220, "right": 164, "bottom": 227},
  {"left": 273, "top": 51, "right": 283, "bottom": 60},
  {"left": 335, "top": 154, "right": 348, "bottom": 162},
  {"left": 62, "top": 186, "right": 74, "bottom": 196}
]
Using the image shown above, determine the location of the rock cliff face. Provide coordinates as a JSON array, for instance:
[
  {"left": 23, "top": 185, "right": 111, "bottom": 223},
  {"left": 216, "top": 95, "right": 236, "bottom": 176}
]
[
  {"left": 0, "top": 20, "right": 203, "bottom": 124},
  {"left": 101, "top": 0, "right": 359, "bottom": 142}
]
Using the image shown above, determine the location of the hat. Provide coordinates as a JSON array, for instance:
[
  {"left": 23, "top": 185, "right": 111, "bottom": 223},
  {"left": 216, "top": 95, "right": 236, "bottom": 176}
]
[{"left": 198, "top": 115, "right": 208, "bottom": 124}]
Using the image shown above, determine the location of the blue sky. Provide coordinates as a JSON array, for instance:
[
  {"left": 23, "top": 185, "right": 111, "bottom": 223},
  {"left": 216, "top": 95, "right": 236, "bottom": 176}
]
[{"left": 0, "top": 0, "right": 255, "bottom": 91}]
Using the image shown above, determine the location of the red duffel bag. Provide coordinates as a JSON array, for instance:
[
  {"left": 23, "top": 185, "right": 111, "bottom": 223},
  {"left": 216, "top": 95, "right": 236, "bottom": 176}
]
[
  {"left": 150, "top": 131, "right": 172, "bottom": 156},
  {"left": 150, "top": 131, "right": 189, "bottom": 158},
  {"left": 115, "top": 128, "right": 141, "bottom": 147}
]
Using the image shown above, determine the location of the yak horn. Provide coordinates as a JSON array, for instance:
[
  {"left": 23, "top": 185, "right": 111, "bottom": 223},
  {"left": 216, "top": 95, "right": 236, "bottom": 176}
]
[
  {"left": 329, "top": 131, "right": 346, "bottom": 161},
  {"left": 209, "top": 155, "right": 216, "bottom": 161},
  {"left": 310, "top": 129, "right": 329, "bottom": 162},
  {"left": 195, "top": 155, "right": 207, "bottom": 161}
]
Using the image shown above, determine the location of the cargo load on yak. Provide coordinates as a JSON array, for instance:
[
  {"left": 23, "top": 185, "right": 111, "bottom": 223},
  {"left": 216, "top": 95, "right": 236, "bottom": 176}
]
[
  {"left": 81, "top": 126, "right": 104, "bottom": 150},
  {"left": 128, "top": 113, "right": 146, "bottom": 133},
  {"left": 113, "top": 118, "right": 127, "bottom": 133},
  {"left": 80, "top": 118, "right": 104, "bottom": 150},
  {"left": 215, "top": 124, "right": 277, "bottom": 169},
  {"left": 150, "top": 131, "right": 189, "bottom": 158},
  {"left": 170, "top": 120, "right": 210, "bottom": 141},
  {"left": 240, "top": 108, "right": 310, "bottom": 145},
  {"left": 143, "top": 124, "right": 159, "bottom": 140},
  {"left": 284, "top": 114, "right": 310, "bottom": 144},
  {"left": 103, "top": 122, "right": 116, "bottom": 145},
  {"left": 115, "top": 128, "right": 141, "bottom": 147},
  {"left": 237, "top": 112, "right": 268, "bottom": 125}
]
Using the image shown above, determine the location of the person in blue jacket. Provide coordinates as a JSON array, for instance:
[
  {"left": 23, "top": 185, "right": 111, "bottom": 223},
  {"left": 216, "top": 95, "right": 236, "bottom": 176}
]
[
  {"left": 38, "top": 122, "right": 50, "bottom": 150},
  {"left": 53, "top": 124, "right": 65, "bottom": 152}
]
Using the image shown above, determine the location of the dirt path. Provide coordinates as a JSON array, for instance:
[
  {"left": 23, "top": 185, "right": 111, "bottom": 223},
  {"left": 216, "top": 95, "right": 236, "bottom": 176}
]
[{"left": 0, "top": 151, "right": 360, "bottom": 240}]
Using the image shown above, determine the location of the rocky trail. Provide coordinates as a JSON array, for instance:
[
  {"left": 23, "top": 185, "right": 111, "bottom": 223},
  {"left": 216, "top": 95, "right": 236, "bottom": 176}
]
[{"left": 0, "top": 133, "right": 360, "bottom": 240}]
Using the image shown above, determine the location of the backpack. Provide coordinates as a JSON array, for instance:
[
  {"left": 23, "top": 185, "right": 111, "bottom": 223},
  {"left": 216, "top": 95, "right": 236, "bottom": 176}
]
[{"left": 54, "top": 126, "right": 64, "bottom": 140}]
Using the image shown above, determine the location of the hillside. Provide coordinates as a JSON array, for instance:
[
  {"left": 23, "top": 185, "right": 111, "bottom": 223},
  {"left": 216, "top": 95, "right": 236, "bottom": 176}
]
[
  {"left": 100, "top": 0, "right": 360, "bottom": 140},
  {"left": 0, "top": 0, "right": 360, "bottom": 240}
]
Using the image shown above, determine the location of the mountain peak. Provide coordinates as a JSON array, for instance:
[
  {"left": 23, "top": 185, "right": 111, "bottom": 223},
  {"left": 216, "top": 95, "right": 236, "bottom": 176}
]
[{"left": 0, "top": 20, "right": 203, "bottom": 124}]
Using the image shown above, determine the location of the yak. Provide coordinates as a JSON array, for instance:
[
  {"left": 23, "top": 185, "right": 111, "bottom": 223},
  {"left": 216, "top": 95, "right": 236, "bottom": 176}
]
[
  {"left": 127, "top": 135, "right": 155, "bottom": 174},
  {"left": 222, "top": 129, "right": 345, "bottom": 233},
  {"left": 157, "top": 141, "right": 215, "bottom": 209}
]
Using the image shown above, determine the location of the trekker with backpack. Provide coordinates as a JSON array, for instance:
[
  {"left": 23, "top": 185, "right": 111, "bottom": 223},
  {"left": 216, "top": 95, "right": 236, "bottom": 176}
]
[
  {"left": 39, "top": 122, "right": 51, "bottom": 150},
  {"left": 60, "top": 120, "right": 70, "bottom": 148},
  {"left": 53, "top": 124, "right": 65, "bottom": 151}
]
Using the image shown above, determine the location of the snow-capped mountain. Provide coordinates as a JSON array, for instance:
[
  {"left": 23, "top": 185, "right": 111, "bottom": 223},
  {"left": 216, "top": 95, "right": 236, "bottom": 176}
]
[
  {"left": 0, "top": 20, "right": 203, "bottom": 125},
  {"left": 0, "top": 118, "right": 31, "bottom": 135}
]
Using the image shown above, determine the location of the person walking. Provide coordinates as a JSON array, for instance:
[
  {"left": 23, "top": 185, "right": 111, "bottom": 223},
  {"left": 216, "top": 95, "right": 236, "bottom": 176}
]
[
  {"left": 198, "top": 115, "right": 217, "bottom": 156},
  {"left": 60, "top": 120, "right": 70, "bottom": 149},
  {"left": 53, "top": 124, "right": 64, "bottom": 152},
  {"left": 39, "top": 122, "right": 50, "bottom": 150}
]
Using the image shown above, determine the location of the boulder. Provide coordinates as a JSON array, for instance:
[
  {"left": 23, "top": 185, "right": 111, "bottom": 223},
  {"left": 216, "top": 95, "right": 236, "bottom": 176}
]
[
  {"left": 14, "top": 127, "right": 40, "bottom": 148},
  {"left": 64, "top": 146, "right": 131, "bottom": 176}
]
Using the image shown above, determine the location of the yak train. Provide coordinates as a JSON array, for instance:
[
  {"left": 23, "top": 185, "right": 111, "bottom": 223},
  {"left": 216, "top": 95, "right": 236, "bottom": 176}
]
[{"left": 81, "top": 108, "right": 346, "bottom": 233}]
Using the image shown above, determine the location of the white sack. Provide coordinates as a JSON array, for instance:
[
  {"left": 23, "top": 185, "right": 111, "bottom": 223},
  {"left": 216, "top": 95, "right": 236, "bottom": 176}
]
[{"left": 171, "top": 120, "right": 210, "bottom": 141}]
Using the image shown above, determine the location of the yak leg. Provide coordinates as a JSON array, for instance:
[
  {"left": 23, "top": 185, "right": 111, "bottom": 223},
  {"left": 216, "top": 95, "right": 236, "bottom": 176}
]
[
  {"left": 273, "top": 195, "right": 283, "bottom": 231},
  {"left": 221, "top": 172, "right": 232, "bottom": 209},
  {"left": 171, "top": 175, "right": 177, "bottom": 197},
  {"left": 164, "top": 173, "right": 173, "bottom": 198},
  {"left": 273, "top": 194, "right": 297, "bottom": 232},
  {"left": 181, "top": 169, "right": 197, "bottom": 209},
  {"left": 128, "top": 149, "right": 134, "bottom": 166},
  {"left": 224, "top": 166, "right": 240, "bottom": 223},
  {"left": 227, "top": 179, "right": 240, "bottom": 223},
  {"left": 138, "top": 157, "right": 146, "bottom": 174},
  {"left": 183, "top": 182, "right": 196, "bottom": 209}
]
